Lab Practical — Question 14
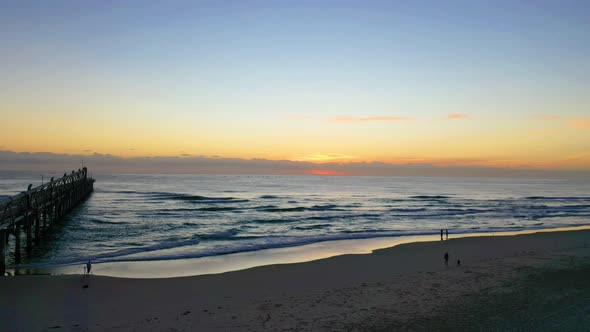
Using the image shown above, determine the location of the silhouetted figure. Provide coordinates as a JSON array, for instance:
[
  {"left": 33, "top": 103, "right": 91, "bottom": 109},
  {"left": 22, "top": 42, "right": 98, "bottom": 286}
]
[
  {"left": 82, "top": 262, "right": 91, "bottom": 289},
  {"left": 444, "top": 252, "right": 449, "bottom": 265},
  {"left": 441, "top": 229, "right": 444, "bottom": 240},
  {"left": 457, "top": 259, "right": 461, "bottom": 266},
  {"left": 445, "top": 229, "right": 449, "bottom": 240}
]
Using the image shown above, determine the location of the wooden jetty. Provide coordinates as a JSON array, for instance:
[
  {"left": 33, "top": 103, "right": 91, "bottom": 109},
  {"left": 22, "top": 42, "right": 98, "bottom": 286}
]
[{"left": 0, "top": 167, "right": 95, "bottom": 275}]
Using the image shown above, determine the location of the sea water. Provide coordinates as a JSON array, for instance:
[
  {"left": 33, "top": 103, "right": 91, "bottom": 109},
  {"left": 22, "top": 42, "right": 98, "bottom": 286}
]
[{"left": 0, "top": 172, "right": 588, "bottom": 268}]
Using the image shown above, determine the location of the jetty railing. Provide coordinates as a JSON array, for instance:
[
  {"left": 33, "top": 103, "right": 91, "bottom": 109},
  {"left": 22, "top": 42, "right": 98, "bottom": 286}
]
[{"left": 0, "top": 167, "right": 95, "bottom": 275}]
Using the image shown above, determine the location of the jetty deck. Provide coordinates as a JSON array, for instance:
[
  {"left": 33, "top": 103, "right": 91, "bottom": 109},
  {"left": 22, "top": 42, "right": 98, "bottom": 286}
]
[{"left": 0, "top": 168, "right": 95, "bottom": 274}]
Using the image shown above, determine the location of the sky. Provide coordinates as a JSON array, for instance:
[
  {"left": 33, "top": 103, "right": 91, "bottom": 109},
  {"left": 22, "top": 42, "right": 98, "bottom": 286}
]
[{"left": 1, "top": 1, "right": 589, "bottom": 175}]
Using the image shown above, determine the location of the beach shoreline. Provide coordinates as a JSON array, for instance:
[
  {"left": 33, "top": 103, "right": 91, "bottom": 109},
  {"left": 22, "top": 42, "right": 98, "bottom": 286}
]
[
  {"left": 2, "top": 227, "right": 590, "bottom": 331},
  {"left": 8, "top": 225, "right": 590, "bottom": 278}
]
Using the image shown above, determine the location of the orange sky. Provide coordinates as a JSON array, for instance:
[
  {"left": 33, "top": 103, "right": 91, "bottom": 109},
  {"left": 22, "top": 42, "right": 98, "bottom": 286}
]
[{"left": 1, "top": 111, "right": 588, "bottom": 170}]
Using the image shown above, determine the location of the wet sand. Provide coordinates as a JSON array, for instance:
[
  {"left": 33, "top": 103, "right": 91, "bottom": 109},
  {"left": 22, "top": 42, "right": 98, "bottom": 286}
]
[{"left": 1, "top": 228, "right": 590, "bottom": 331}]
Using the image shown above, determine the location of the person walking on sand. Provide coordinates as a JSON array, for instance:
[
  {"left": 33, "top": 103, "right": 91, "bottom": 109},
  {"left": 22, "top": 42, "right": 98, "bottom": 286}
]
[
  {"left": 445, "top": 229, "right": 449, "bottom": 240},
  {"left": 86, "top": 260, "right": 92, "bottom": 275},
  {"left": 440, "top": 229, "right": 444, "bottom": 241},
  {"left": 444, "top": 252, "right": 449, "bottom": 265}
]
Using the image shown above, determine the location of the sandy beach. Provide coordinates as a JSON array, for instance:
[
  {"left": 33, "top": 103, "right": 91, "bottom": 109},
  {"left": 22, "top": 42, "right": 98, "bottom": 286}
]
[{"left": 2, "top": 228, "right": 590, "bottom": 331}]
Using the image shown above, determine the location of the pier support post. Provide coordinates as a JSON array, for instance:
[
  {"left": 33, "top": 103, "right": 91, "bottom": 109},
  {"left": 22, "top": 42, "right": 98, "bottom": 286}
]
[
  {"left": 26, "top": 214, "right": 33, "bottom": 256},
  {"left": 35, "top": 212, "right": 41, "bottom": 244},
  {"left": 15, "top": 224, "right": 21, "bottom": 264},
  {"left": 0, "top": 230, "right": 6, "bottom": 276}
]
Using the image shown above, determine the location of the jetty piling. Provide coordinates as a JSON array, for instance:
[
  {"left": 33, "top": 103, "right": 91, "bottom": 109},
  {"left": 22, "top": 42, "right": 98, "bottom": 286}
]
[
  {"left": 0, "top": 168, "right": 95, "bottom": 275},
  {"left": 0, "top": 230, "right": 6, "bottom": 274}
]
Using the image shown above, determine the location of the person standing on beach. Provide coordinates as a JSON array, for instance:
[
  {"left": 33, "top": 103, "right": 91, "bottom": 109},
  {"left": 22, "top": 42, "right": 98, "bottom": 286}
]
[
  {"left": 441, "top": 229, "right": 444, "bottom": 240},
  {"left": 445, "top": 229, "right": 449, "bottom": 240},
  {"left": 444, "top": 252, "right": 449, "bottom": 265},
  {"left": 82, "top": 261, "right": 92, "bottom": 289}
]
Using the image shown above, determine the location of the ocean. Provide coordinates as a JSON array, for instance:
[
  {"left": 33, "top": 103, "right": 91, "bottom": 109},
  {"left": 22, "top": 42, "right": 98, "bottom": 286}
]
[{"left": 1, "top": 172, "right": 589, "bottom": 269}]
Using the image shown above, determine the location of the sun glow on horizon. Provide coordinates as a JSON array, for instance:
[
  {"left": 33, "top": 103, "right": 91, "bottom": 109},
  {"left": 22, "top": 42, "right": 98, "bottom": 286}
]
[{"left": 304, "top": 169, "right": 350, "bottom": 176}]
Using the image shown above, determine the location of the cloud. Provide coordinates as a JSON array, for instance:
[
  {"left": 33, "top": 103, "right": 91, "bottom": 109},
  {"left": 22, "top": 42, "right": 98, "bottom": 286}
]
[
  {"left": 446, "top": 113, "right": 469, "bottom": 120},
  {"left": 0, "top": 150, "right": 587, "bottom": 179},
  {"left": 295, "top": 153, "right": 356, "bottom": 163},
  {"left": 567, "top": 118, "right": 590, "bottom": 130},
  {"left": 531, "top": 115, "right": 590, "bottom": 130},
  {"left": 328, "top": 116, "right": 412, "bottom": 123},
  {"left": 286, "top": 115, "right": 413, "bottom": 124}
]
